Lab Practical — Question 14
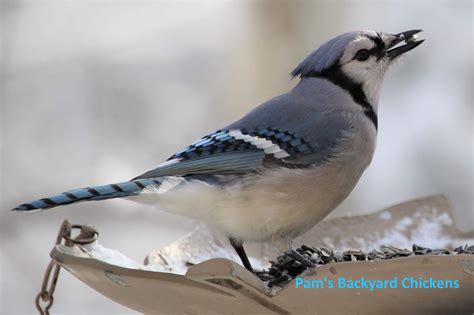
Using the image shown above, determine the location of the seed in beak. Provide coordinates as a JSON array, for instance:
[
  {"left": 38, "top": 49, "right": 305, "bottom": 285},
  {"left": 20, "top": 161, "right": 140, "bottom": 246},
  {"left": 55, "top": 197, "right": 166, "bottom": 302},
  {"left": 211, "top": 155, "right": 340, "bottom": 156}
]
[{"left": 405, "top": 34, "right": 418, "bottom": 44}]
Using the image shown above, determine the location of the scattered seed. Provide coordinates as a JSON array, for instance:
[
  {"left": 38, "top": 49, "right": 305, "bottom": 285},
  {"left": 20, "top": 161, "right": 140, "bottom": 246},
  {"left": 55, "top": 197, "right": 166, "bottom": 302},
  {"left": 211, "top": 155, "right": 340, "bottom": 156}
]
[{"left": 259, "top": 243, "right": 473, "bottom": 287}]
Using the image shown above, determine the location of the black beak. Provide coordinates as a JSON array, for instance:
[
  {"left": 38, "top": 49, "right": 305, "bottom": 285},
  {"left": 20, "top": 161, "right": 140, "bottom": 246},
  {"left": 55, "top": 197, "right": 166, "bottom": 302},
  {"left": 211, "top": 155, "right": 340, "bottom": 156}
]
[{"left": 386, "top": 29, "right": 424, "bottom": 60}]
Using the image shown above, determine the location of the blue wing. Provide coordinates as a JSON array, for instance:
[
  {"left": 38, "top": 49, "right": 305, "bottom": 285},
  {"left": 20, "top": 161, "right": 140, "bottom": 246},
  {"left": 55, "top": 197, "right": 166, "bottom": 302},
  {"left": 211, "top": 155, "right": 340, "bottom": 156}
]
[{"left": 132, "top": 128, "right": 315, "bottom": 180}]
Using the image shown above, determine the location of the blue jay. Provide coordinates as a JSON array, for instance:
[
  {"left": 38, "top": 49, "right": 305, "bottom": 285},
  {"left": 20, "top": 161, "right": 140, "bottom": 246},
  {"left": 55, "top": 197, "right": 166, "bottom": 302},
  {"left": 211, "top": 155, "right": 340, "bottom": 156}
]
[{"left": 13, "top": 30, "right": 423, "bottom": 272}]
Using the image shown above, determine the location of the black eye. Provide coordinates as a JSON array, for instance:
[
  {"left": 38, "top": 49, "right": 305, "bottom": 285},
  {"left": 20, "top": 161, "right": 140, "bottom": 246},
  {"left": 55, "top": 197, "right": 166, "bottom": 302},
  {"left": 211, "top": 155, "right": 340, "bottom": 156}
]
[{"left": 354, "top": 49, "right": 370, "bottom": 61}]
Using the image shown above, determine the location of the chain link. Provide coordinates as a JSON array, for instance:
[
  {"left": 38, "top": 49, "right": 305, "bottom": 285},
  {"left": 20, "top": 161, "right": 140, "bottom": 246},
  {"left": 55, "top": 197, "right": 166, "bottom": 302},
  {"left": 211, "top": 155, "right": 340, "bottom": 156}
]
[{"left": 35, "top": 220, "right": 98, "bottom": 315}]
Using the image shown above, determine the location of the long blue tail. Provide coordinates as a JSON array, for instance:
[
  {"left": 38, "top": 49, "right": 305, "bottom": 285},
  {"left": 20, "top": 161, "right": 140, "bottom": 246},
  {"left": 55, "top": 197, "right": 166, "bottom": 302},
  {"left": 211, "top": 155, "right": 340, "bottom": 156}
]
[{"left": 12, "top": 178, "right": 162, "bottom": 211}]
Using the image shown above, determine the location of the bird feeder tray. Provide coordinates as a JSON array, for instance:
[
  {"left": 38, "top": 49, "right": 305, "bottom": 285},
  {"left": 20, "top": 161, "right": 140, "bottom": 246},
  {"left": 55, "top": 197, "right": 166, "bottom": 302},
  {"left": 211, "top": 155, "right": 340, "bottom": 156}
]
[
  {"left": 51, "top": 246, "right": 473, "bottom": 314},
  {"left": 47, "top": 195, "right": 474, "bottom": 314}
]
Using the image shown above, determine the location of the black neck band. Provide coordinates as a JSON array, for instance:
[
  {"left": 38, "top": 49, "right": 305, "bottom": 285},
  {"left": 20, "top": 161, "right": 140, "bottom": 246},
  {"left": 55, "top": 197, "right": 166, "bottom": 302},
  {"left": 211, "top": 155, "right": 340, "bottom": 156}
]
[{"left": 303, "top": 67, "right": 378, "bottom": 130}]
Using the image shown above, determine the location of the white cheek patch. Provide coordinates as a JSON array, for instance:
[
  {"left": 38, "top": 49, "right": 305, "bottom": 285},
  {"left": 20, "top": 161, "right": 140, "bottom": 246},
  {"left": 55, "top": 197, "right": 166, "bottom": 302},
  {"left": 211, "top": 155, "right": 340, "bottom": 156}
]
[
  {"left": 228, "top": 130, "right": 290, "bottom": 159},
  {"left": 341, "top": 59, "right": 377, "bottom": 81}
]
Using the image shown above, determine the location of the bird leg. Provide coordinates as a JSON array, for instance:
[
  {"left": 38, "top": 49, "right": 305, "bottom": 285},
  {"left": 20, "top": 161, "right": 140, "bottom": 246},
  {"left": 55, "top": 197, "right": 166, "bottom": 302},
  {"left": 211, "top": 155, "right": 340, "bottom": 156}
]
[{"left": 229, "top": 237, "right": 253, "bottom": 272}]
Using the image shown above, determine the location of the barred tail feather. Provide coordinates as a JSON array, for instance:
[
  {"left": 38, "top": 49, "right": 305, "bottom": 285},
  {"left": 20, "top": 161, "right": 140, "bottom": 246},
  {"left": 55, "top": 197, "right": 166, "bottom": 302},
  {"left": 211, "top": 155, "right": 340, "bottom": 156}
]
[{"left": 12, "top": 178, "right": 162, "bottom": 211}]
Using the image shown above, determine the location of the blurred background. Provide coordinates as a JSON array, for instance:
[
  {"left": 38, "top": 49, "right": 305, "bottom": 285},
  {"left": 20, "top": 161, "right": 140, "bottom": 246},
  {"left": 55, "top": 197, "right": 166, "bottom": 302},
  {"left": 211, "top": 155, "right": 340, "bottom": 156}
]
[{"left": 1, "top": 0, "right": 472, "bottom": 314}]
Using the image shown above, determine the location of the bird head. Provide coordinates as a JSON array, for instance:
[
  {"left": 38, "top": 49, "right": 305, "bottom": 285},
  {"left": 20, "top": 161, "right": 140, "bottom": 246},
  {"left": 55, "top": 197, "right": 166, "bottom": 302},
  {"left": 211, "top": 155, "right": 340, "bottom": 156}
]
[{"left": 292, "top": 30, "right": 424, "bottom": 110}]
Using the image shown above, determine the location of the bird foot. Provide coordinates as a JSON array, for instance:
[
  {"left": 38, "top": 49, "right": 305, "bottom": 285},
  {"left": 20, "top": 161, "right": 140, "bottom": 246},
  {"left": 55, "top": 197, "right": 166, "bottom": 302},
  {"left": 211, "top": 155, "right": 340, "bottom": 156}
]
[{"left": 253, "top": 248, "right": 319, "bottom": 285}]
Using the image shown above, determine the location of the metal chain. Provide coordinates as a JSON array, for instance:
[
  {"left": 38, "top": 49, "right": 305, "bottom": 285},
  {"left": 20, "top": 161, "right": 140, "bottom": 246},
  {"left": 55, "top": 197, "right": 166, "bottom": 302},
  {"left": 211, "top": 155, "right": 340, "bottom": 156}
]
[{"left": 35, "top": 220, "right": 98, "bottom": 315}]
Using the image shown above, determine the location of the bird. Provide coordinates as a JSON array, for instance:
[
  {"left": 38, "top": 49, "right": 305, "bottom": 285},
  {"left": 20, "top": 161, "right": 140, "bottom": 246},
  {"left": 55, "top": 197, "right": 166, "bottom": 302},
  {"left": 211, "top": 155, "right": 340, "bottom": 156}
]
[{"left": 12, "top": 30, "right": 424, "bottom": 272}]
